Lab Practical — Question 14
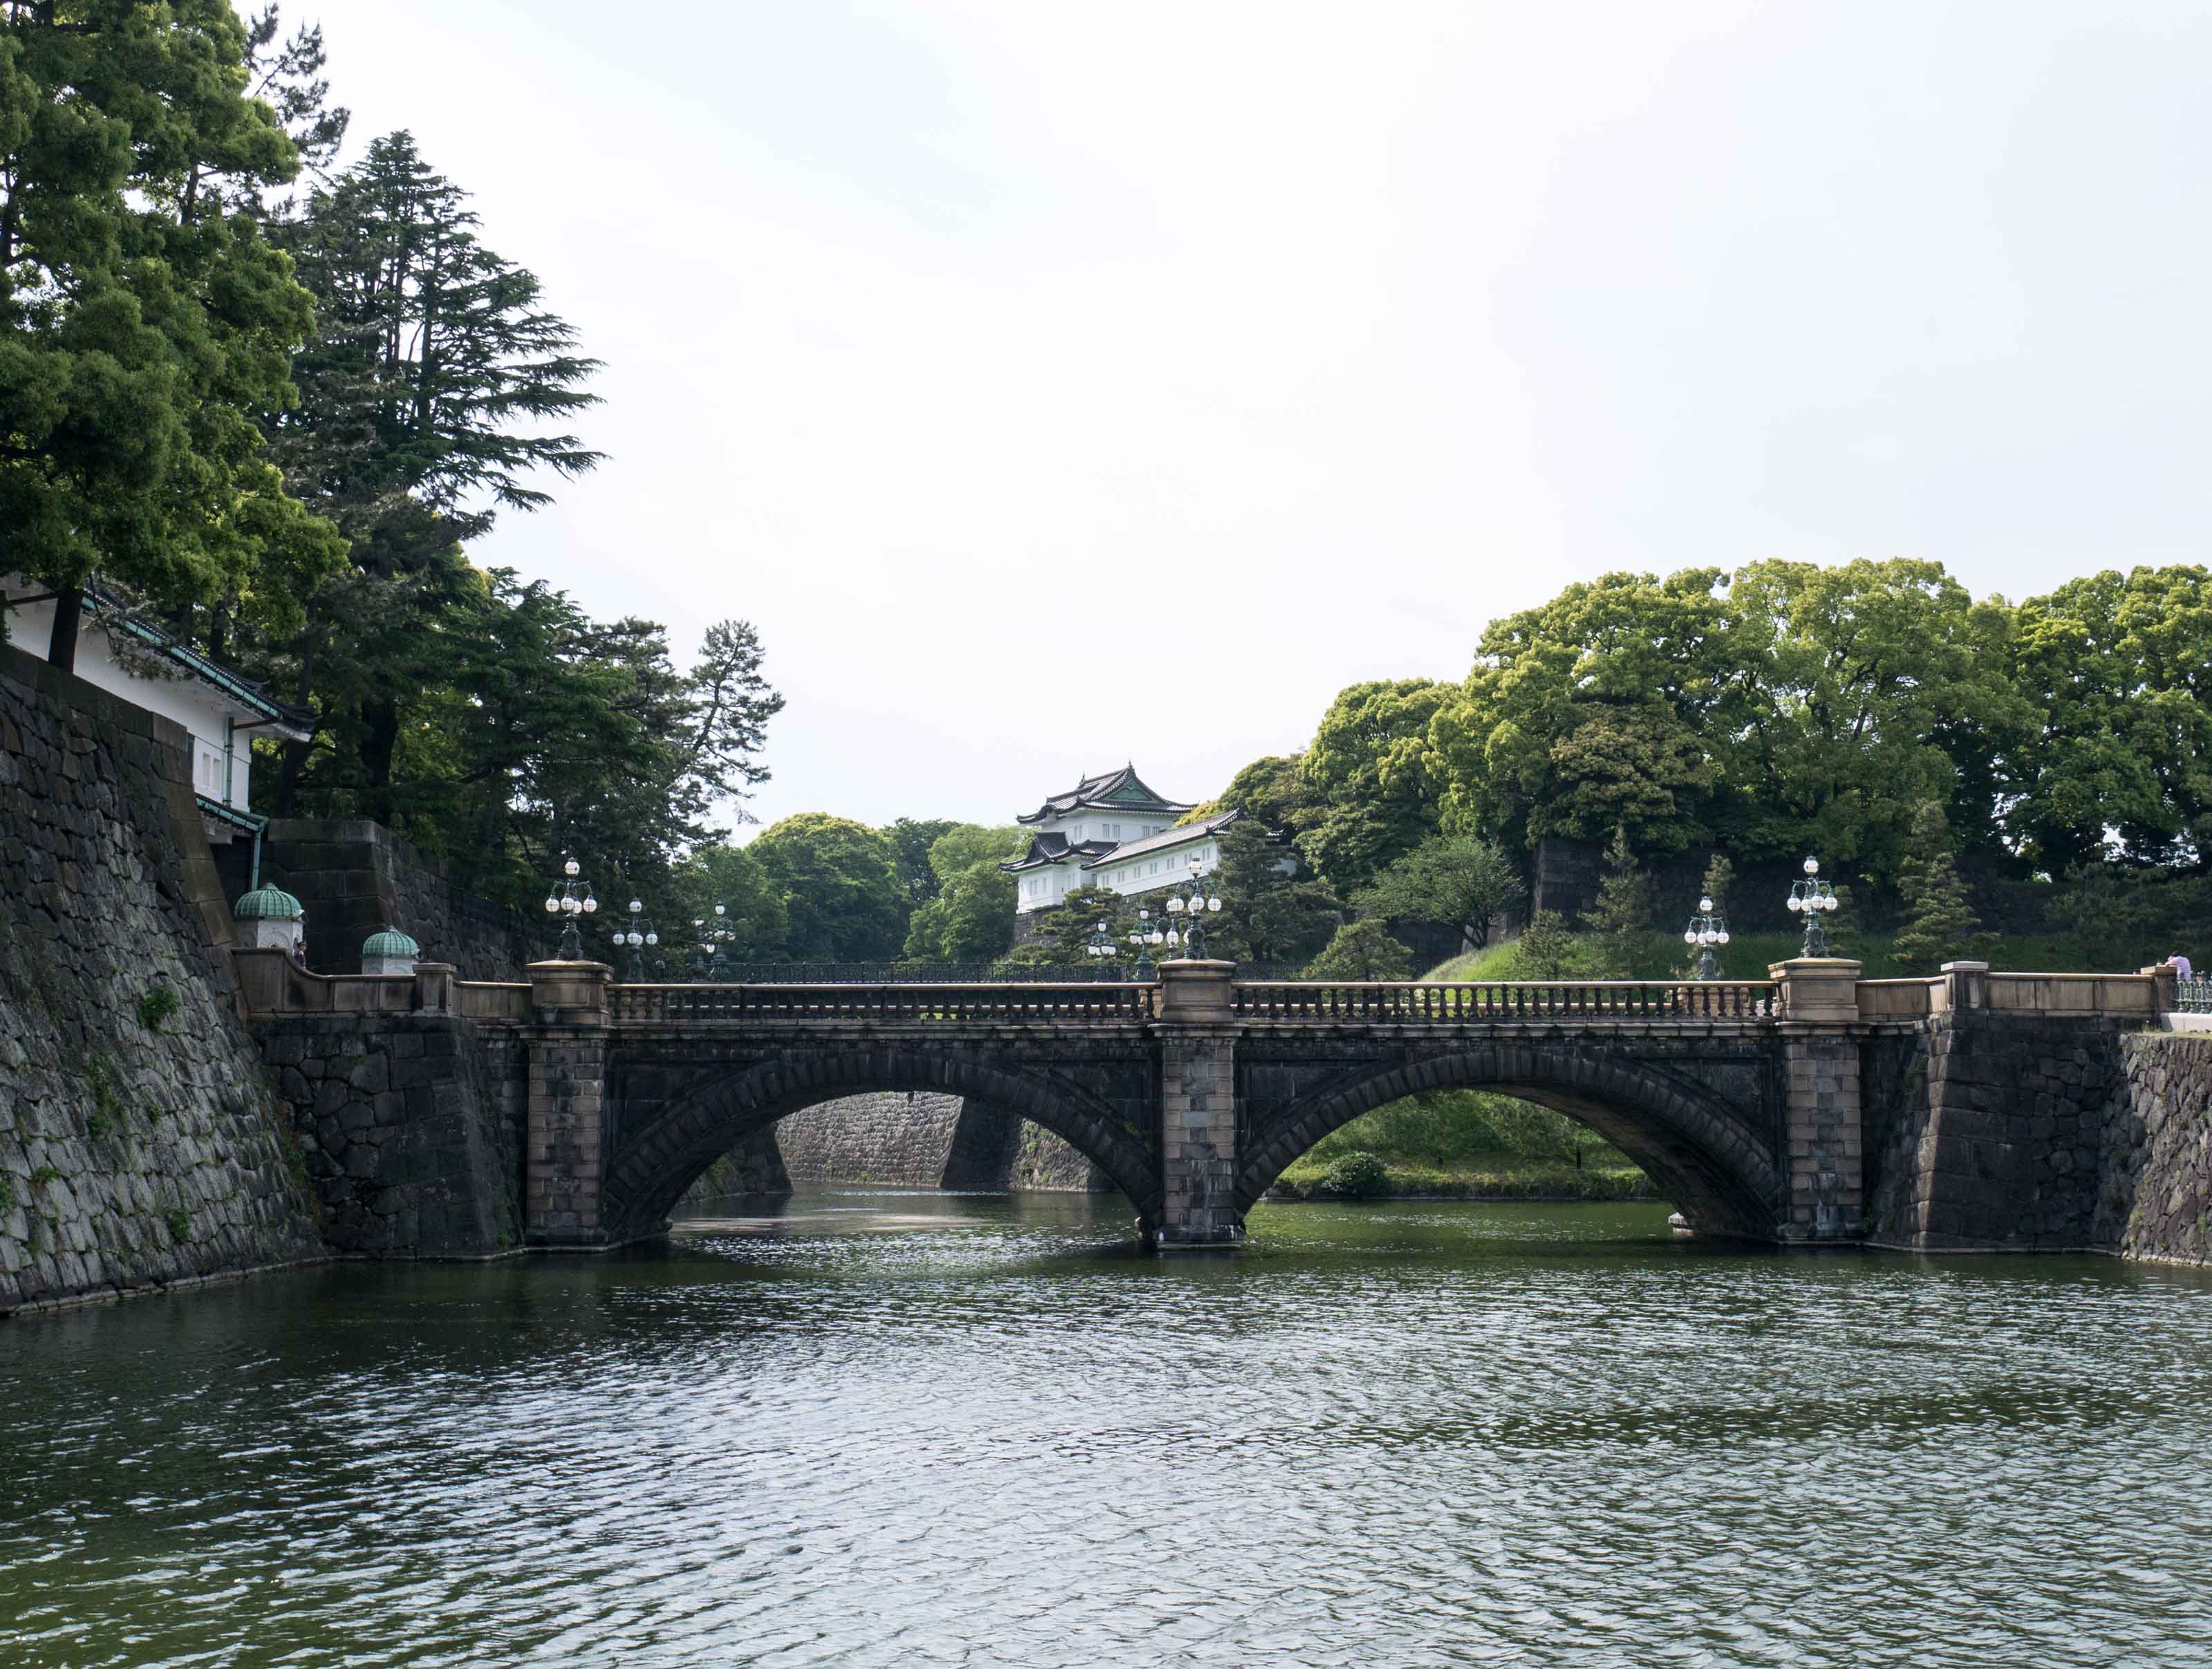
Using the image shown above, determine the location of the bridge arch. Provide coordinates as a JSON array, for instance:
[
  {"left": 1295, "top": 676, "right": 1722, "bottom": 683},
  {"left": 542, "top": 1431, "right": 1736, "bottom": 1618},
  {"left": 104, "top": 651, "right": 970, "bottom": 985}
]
[
  {"left": 1237, "top": 1045, "right": 1779, "bottom": 1239},
  {"left": 599, "top": 1046, "right": 1161, "bottom": 1243}
]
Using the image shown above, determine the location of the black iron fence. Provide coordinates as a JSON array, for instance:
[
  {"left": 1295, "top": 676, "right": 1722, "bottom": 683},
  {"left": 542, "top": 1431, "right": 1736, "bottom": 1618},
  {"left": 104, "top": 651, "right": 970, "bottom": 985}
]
[{"left": 621, "top": 960, "right": 1310, "bottom": 985}]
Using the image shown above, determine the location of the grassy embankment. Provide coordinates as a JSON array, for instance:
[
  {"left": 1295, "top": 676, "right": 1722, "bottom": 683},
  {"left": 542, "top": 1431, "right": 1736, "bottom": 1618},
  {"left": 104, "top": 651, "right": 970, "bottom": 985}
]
[
  {"left": 1423, "top": 927, "right": 2121, "bottom": 983},
  {"left": 1273, "top": 924, "right": 2107, "bottom": 1204}
]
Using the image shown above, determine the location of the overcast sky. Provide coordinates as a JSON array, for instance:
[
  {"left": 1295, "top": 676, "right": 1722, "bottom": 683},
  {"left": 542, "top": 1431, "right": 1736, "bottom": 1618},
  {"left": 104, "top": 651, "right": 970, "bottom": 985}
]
[{"left": 295, "top": 0, "right": 2212, "bottom": 833}]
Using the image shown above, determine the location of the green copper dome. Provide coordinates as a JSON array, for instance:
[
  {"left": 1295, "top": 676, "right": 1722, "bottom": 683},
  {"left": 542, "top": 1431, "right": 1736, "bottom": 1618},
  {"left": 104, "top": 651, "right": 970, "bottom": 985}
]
[
  {"left": 362, "top": 926, "right": 421, "bottom": 959},
  {"left": 233, "top": 884, "right": 304, "bottom": 922}
]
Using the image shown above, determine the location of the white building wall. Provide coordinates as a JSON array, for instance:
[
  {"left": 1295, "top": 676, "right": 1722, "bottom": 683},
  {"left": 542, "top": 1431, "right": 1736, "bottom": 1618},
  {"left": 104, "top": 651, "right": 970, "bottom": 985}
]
[
  {"left": 6, "top": 590, "right": 259, "bottom": 814},
  {"left": 1089, "top": 839, "right": 1219, "bottom": 900}
]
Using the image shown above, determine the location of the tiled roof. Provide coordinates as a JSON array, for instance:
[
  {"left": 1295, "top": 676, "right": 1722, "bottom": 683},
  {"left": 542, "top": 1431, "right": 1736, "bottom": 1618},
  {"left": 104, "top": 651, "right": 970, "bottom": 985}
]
[
  {"left": 75, "top": 579, "right": 315, "bottom": 739},
  {"left": 1078, "top": 810, "right": 1240, "bottom": 870},
  {"left": 1015, "top": 763, "right": 1194, "bottom": 825},
  {"left": 1001, "top": 832, "right": 1120, "bottom": 874}
]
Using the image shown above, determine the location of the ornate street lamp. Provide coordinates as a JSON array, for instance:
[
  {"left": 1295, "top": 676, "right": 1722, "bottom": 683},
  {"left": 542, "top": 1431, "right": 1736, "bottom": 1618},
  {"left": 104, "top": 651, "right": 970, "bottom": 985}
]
[
  {"left": 1127, "top": 908, "right": 1162, "bottom": 982},
  {"left": 1683, "top": 893, "right": 1730, "bottom": 981},
  {"left": 691, "top": 903, "right": 735, "bottom": 982},
  {"left": 620, "top": 898, "right": 661, "bottom": 982},
  {"left": 543, "top": 857, "right": 598, "bottom": 961},
  {"left": 1163, "top": 854, "right": 1224, "bottom": 961},
  {"left": 1785, "top": 856, "right": 1840, "bottom": 958},
  {"left": 1085, "top": 918, "right": 1120, "bottom": 980}
]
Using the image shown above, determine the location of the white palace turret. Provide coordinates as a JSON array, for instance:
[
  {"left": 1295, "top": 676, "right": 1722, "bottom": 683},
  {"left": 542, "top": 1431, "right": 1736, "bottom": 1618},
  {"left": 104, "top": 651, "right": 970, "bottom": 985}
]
[{"left": 1000, "top": 764, "right": 1239, "bottom": 915}]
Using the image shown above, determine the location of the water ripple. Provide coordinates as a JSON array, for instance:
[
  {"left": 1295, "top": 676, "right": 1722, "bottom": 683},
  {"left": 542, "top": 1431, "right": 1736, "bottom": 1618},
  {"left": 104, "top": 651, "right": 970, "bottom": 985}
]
[{"left": 3, "top": 1194, "right": 2211, "bottom": 1668}]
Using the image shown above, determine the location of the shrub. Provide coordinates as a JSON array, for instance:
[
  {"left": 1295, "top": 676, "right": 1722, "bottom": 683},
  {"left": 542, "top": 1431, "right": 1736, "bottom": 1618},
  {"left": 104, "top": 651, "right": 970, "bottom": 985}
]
[
  {"left": 86, "top": 1112, "right": 111, "bottom": 1140},
  {"left": 1317, "top": 1150, "right": 1391, "bottom": 1200},
  {"left": 0, "top": 1175, "right": 12, "bottom": 1213},
  {"left": 28, "top": 1166, "right": 61, "bottom": 1187},
  {"left": 1302, "top": 920, "right": 1414, "bottom": 982},
  {"left": 139, "top": 985, "right": 180, "bottom": 1033},
  {"left": 164, "top": 1207, "right": 191, "bottom": 1244}
]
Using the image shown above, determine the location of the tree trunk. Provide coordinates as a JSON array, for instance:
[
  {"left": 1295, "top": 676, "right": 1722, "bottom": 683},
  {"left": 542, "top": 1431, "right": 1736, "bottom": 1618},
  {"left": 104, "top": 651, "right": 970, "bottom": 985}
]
[
  {"left": 359, "top": 693, "right": 401, "bottom": 821},
  {"left": 46, "top": 587, "right": 82, "bottom": 672}
]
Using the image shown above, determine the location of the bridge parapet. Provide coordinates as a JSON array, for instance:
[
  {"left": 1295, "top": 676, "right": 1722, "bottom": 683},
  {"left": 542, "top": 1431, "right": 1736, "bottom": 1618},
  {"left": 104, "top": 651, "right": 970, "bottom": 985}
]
[
  {"left": 605, "top": 981, "right": 1157, "bottom": 1025},
  {"left": 1232, "top": 979, "right": 1775, "bottom": 1023}
]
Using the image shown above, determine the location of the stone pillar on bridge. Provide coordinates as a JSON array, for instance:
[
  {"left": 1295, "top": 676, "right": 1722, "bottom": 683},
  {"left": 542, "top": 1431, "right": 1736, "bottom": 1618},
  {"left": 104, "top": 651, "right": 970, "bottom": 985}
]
[
  {"left": 1771, "top": 958, "right": 1865, "bottom": 1242},
  {"left": 1154, "top": 960, "right": 1241, "bottom": 1249},
  {"left": 525, "top": 960, "right": 615, "bottom": 1249}
]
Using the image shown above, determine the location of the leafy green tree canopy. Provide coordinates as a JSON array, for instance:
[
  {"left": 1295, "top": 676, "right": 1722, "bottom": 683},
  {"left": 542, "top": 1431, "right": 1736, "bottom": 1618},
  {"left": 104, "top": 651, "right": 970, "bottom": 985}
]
[
  {"left": 750, "top": 813, "right": 905, "bottom": 961},
  {"left": 2003, "top": 566, "right": 2212, "bottom": 871},
  {"left": 0, "top": 0, "right": 342, "bottom": 666},
  {"left": 666, "top": 841, "right": 788, "bottom": 965},
  {"left": 1294, "top": 679, "right": 1451, "bottom": 894},
  {"left": 1355, "top": 834, "right": 1524, "bottom": 951}
]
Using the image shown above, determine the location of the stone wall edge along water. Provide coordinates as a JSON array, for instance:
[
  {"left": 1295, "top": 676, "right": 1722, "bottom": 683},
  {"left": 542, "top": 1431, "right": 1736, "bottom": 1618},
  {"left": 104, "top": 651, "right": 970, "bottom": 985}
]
[
  {"left": 0, "top": 644, "right": 327, "bottom": 1314},
  {"left": 1865, "top": 1014, "right": 2212, "bottom": 1265}
]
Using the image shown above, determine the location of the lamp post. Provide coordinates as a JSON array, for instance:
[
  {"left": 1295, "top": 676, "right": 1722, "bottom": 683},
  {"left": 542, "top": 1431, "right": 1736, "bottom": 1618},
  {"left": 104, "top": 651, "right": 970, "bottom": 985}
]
[
  {"left": 620, "top": 898, "right": 661, "bottom": 982},
  {"left": 1683, "top": 893, "right": 1730, "bottom": 981},
  {"left": 1163, "top": 855, "right": 1224, "bottom": 960},
  {"left": 543, "top": 857, "right": 598, "bottom": 961},
  {"left": 1085, "top": 919, "right": 1119, "bottom": 980},
  {"left": 1785, "top": 856, "right": 1839, "bottom": 958},
  {"left": 692, "top": 904, "right": 735, "bottom": 982},
  {"left": 1127, "top": 908, "right": 1162, "bottom": 981}
]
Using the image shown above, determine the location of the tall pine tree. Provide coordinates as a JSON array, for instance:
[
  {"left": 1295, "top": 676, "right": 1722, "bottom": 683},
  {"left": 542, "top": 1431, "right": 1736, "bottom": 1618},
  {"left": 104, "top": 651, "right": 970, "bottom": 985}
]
[
  {"left": 253, "top": 131, "right": 603, "bottom": 818},
  {"left": 1892, "top": 801, "right": 1983, "bottom": 974},
  {"left": 1586, "top": 826, "right": 1651, "bottom": 977}
]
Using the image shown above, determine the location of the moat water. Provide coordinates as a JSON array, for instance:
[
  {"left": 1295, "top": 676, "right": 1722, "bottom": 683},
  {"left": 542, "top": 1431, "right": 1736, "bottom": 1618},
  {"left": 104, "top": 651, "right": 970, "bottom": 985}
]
[{"left": 3, "top": 1193, "right": 2211, "bottom": 1668}]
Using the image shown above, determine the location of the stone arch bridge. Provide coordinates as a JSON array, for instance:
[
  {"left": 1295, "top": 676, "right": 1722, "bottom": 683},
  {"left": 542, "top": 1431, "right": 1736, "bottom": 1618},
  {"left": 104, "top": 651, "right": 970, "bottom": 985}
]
[{"left": 233, "top": 954, "right": 2179, "bottom": 1250}]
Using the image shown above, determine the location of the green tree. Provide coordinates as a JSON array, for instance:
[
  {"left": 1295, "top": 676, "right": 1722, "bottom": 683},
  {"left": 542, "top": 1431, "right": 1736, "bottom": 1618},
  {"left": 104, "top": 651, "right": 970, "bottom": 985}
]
[
  {"left": 668, "top": 841, "right": 787, "bottom": 965},
  {"left": 885, "top": 818, "right": 959, "bottom": 908},
  {"left": 903, "top": 861, "right": 1018, "bottom": 962},
  {"left": 927, "top": 823, "right": 1024, "bottom": 882},
  {"left": 1031, "top": 883, "right": 1130, "bottom": 961},
  {"left": 1303, "top": 920, "right": 1413, "bottom": 981},
  {"left": 899, "top": 823, "right": 1022, "bottom": 959},
  {"left": 238, "top": 7, "right": 348, "bottom": 203},
  {"left": 1698, "top": 852, "right": 1734, "bottom": 915},
  {"left": 2003, "top": 566, "right": 2212, "bottom": 871},
  {"left": 1293, "top": 679, "right": 1451, "bottom": 894},
  {"left": 1584, "top": 826, "right": 1650, "bottom": 977},
  {"left": 252, "top": 130, "right": 603, "bottom": 817},
  {"left": 1430, "top": 568, "right": 1733, "bottom": 855},
  {"left": 1184, "top": 754, "right": 1309, "bottom": 830},
  {"left": 1354, "top": 834, "right": 1524, "bottom": 951},
  {"left": 1822, "top": 882, "right": 1860, "bottom": 960},
  {"left": 750, "top": 814, "right": 905, "bottom": 961},
  {"left": 1891, "top": 801, "right": 1984, "bottom": 974},
  {"left": 1207, "top": 819, "right": 1342, "bottom": 965},
  {"left": 1718, "top": 559, "right": 2024, "bottom": 879},
  {"left": 2046, "top": 864, "right": 2212, "bottom": 972},
  {"left": 0, "top": 0, "right": 343, "bottom": 669},
  {"left": 1508, "top": 911, "right": 1578, "bottom": 980}
]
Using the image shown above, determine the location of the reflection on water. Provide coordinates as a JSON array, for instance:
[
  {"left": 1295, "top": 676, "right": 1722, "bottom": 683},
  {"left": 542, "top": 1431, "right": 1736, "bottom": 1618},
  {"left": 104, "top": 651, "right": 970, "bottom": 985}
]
[{"left": 3, "top": 1191, "right": 2211, "bottom": 1667}]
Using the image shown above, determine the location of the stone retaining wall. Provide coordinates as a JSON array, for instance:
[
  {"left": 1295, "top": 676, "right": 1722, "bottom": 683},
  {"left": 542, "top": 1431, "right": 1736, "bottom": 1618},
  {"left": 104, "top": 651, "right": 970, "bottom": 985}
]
[
  {"left": 675, "top": 1093, "right": 1113, "bottom": 1206},
  {"left": 254, "top": 1016, "right": 526, "bottom": 1258},
  {"left": 773, "top": 1092, "right": 968, "bottom": 1184},
  {"left": 1865, "top": 1014, "right": 2212, "bottom": 1264},
  {"left": 2094, "top": 1033, "right": 2212, "bottom": 1266},
  {"left": 1864, "top": 1012, "right": 2127, "bottom": 1250},
  {"left": 679, "top": 1133, "right": 789, "bottom": 1202},
  {"left": 0, "top": 645, "right": 325, "bottom": 1313}
]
